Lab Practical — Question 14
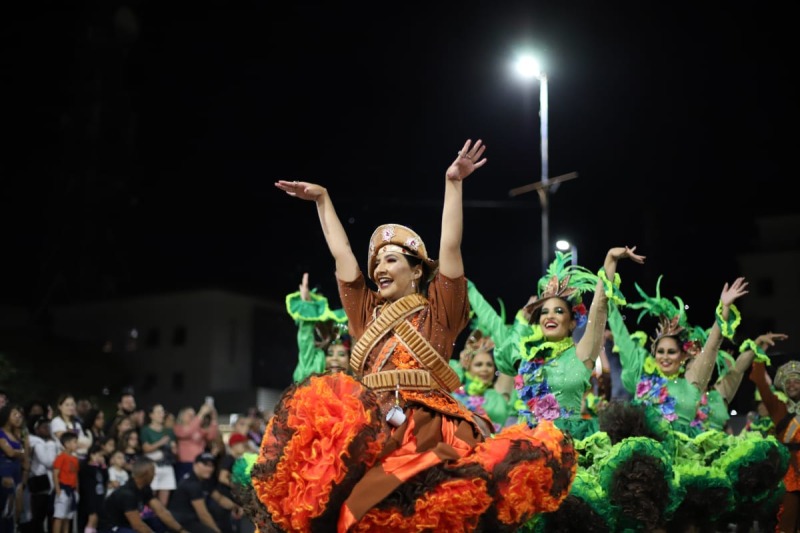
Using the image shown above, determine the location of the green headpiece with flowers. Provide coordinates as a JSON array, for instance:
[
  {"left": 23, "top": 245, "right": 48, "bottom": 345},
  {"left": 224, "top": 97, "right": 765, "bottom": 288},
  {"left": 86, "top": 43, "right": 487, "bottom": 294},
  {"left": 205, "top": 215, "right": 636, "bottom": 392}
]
[
  {"left": 626, "top": 276, "right": 691, "bottom": 353},
  {"left": 525, "top": 251, "right": 598, "bottom": 327}
]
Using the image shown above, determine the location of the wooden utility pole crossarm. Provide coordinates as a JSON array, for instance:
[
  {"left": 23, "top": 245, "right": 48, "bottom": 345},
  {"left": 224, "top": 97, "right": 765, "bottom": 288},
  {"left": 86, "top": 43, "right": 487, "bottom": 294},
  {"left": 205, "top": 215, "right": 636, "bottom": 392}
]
[
  {"left": 508, "top": 171, "right": 579, "bottom": 276},
  {"left": 508, "top": 171, "right": 579, "bottom": 198}
]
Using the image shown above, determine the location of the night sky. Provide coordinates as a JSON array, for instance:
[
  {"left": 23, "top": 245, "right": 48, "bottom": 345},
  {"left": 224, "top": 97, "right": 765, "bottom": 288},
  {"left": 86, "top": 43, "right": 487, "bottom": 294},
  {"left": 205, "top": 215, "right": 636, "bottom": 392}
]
[{"left": 5, "top": 2, "right": 799, "bottom": 328}]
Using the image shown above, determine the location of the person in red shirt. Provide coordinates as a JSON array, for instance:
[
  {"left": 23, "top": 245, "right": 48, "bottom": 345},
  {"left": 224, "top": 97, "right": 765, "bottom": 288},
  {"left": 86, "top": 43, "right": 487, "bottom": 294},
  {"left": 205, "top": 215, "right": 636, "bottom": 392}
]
[{"left": 52, "top": 433, "right": 80, "bottom": 533}]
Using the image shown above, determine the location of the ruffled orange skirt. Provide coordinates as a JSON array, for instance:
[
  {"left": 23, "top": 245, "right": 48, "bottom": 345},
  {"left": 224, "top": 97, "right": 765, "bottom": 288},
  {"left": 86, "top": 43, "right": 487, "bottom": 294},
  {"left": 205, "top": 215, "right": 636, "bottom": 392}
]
[{"left": 243, "top": 373, "right": 576, "bottom": 533}]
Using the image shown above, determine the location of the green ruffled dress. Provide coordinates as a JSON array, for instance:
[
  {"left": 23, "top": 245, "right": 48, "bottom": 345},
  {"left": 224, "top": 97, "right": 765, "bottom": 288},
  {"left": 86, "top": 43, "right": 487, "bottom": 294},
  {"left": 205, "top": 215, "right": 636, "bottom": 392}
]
[{"left": 609, "top": 301, "right": 703, "bottom": 437}]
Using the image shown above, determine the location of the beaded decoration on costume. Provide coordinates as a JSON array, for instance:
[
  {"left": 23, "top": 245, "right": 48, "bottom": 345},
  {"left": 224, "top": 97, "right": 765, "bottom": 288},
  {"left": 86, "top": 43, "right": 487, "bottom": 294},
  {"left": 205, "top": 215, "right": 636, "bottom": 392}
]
[
  {"left": 633, "top": 357, "right": 679, "bottom": 422},
  {"left": 514, "top": 336, "right": 575, "bottom": 426}
]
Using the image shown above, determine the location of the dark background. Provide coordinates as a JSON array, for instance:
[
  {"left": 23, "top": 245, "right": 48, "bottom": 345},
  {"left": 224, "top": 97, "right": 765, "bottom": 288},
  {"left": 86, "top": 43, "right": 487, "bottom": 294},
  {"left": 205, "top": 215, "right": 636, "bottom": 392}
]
[{"left": 4, "top": 2, "right": 798, "bottom": 339}]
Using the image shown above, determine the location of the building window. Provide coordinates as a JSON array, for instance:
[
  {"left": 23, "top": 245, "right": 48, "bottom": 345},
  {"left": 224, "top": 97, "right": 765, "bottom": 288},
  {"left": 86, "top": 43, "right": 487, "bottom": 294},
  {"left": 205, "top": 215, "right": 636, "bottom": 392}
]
[
  {"left": 146, "top": 328, "right": 160, "bottom": 348},
  {"left": 173, "top": 326, "right": 187, "bottom": 346},
  {"left": 172, "top": 372, "right": 184, "bottom": 392}
]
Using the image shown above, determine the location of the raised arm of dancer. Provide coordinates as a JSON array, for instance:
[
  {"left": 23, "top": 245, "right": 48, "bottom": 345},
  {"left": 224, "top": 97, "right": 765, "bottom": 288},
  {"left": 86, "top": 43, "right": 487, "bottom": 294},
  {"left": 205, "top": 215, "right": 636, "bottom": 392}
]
[
  {"left": 576, "top": 246, "right": 645, "bottom": 370},
  {"left": 716, "top": 332, "right": 788, "bottom": 403},
  {"left": 439, "top": 138, "right": 486, "bottom": 279},
  {"left": 274, "top": 180, "right": 359, "bottom": 282},
  {"left": 686, "top": 277, "right": 748, "bottom": 392}
]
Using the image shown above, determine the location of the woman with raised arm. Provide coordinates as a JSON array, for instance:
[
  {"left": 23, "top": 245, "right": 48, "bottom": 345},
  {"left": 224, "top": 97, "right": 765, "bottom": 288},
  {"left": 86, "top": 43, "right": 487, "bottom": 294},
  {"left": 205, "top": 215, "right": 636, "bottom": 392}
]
[
  {"left": 236, "top": 140, "right": 576, "bottom": 533},
  {"left": 699, "top": 332, "right": 788, "bottom": 433},
  {"left": 609, "top": 276, "right": 748, "bottom": 436},
  {"left": 490, "top": 248, "right": 645, "bottom": 441},
  {"left": 285, "top": 272, "right": 351, "bottom": 382}
]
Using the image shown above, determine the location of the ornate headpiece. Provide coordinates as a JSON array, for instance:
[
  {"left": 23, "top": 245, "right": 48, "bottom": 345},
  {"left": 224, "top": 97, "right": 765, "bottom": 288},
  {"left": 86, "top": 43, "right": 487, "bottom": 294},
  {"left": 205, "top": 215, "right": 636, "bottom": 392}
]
[
  {"left": 458, "top": 329, "right": 495, "bottom": 370},
  {"left": 313, "top": 321, "right": 351, "bottom": 352},
  {"left": 650, "top": 315, "right": 689, "bottom": 353},
  {"left": 626, "top": 276, "right": 693, "bottom": 355},
  {"left": 524, "top": 252, "right": 598, "bottom": 326},
  {"left": 367, "top": 224, "right": 439, "bottom": 283},
  {"left": 774, "top": 360, "right": 800, "bottom": 393}
]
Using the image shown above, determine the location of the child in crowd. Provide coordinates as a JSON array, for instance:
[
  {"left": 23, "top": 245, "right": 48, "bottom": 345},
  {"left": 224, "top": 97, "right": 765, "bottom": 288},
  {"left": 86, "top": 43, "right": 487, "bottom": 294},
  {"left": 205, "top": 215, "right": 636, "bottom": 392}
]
[
  {"left": 52, "top": 433, "right": 80, "bottom": 533},
  {"left": 106, "top": 450, "right": 129, "bottom": 497}
]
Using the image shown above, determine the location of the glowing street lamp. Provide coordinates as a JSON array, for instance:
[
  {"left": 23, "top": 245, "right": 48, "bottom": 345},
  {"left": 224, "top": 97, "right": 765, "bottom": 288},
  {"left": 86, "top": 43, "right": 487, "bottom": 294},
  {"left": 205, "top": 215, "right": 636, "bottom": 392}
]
[
  {"left": 555, "top": 239, "right": 578, "bottom": 266},
  {"left": 509, "top": 54, "right": 578, "bottom": 276}
]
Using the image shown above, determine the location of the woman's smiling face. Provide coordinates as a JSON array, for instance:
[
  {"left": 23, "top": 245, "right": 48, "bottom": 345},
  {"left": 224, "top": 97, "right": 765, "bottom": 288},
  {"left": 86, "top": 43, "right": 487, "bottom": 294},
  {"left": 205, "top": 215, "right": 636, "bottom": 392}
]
[
  {"left": 537, "top": 297, "right": 575, "bottom": 341},
  {"left": 372, "top": 251, "right": 421, "bottom": 301},
  {"left": 654, "top": 336, "right": 686, "bottom": 375}
]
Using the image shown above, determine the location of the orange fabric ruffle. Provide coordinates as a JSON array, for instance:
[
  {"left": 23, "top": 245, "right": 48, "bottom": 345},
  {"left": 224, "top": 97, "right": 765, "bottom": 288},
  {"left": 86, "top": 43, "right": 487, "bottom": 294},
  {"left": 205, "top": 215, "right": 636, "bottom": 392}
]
[
  {"left": 254, "top": 374, "right": 384, "bottom": 532},
  {"left": 352, "top": 477, "right": 491, "bottom": 533},
  {"left": 455, "top": 421, "right": 576, "bottom": 525}
]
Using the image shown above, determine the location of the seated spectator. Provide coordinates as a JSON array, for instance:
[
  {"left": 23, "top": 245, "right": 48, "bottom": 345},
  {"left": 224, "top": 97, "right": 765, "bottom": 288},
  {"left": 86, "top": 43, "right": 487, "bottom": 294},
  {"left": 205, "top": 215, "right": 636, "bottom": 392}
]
[
  {"left": 98, "top": 457, "right": 186, "bottom": 533},
  {"left": 167, "top": 453, "right": 242, "bottom": 533}
]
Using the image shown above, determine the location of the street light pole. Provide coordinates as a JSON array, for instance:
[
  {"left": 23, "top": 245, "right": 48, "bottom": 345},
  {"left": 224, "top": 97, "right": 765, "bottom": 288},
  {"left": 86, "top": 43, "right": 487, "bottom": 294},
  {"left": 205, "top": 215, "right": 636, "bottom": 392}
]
[
  {"left": 538, "top": 73, "right": 549, "bottom": 277},
  {"left": 510, "top": 55, "right": 578, "bottom": 276}
]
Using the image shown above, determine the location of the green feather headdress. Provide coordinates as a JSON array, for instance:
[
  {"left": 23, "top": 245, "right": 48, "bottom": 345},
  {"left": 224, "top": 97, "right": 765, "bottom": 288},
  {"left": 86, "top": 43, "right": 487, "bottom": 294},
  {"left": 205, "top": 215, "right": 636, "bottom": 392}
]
[
  {"left": 627, "top": 275, "right": 687, "bottom": 327},
  {"left": 626, "top": 275, "right": 694, "bottom": 353},
  {"left": 525, "top": 252, "right": 598, "bottom": 321}
]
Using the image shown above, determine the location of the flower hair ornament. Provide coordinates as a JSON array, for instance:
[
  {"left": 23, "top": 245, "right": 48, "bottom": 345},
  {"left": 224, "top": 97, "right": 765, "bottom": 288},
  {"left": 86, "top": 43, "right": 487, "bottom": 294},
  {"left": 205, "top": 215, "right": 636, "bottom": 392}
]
[{"left": 524, "top": 251, "right": 598, "bottom": 328}]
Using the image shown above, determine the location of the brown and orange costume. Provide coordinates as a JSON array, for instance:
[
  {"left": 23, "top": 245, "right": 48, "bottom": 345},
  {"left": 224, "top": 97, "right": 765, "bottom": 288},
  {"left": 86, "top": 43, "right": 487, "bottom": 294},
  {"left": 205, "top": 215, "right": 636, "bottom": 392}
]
[{"left": 241, "top": 225, "right": 576, "bottom": 532}]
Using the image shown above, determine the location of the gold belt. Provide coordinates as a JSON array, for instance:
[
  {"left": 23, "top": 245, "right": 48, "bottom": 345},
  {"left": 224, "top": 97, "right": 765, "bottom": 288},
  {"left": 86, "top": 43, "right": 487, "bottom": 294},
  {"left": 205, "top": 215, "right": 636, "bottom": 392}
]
[{"left": 361, "top": 369, "right": 434, "bottom": 392}]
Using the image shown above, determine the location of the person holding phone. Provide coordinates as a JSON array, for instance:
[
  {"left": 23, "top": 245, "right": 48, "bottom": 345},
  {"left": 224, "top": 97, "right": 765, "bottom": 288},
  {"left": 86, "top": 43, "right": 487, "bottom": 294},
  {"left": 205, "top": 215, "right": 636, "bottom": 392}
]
[{"left": 173, "top": 402, "right": 218, "bottom": 481}]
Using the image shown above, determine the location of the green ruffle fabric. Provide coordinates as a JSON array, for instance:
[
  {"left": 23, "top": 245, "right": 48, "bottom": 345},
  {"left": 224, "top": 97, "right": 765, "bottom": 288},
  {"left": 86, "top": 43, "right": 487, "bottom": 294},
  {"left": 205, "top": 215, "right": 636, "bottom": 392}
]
[
  {"left": 528, "top": 469, "right": 617, "bottom": 533},
  {"left": 714, "top": 301, "right": 740, "bottom": 340},
  {"left": 672, "top": 462, "right": 735, "bottom": 522},
  {"left": 715, "top": 431, "right": 789, "bottom": 507},
  {"left": 739, "top": 338, "right": 771, "bottom": 365},
  {"left": 285, "top": 290, "right": 347, "bottom": 323},
  {"left": 598, "top": 268, "right": 626, "bottom": 306},
  {"left": 594, "top": 437, "right": 683, "bottom": 531},
  {"left": 575, "top": 431, "right": 613, "bottom": 469},
  {"left": 231, "top": 451, "right": 258, "bottom": 488}
]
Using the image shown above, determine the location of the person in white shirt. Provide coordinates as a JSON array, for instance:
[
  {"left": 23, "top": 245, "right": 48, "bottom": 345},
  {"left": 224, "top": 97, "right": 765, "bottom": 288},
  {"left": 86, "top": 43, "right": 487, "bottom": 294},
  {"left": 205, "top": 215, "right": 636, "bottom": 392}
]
[
  {"left": 28, "top": 417, "right": 58, "bottom": 533},
  {"left": 106, "top": 450, "right": 130, "bottom": 497}
]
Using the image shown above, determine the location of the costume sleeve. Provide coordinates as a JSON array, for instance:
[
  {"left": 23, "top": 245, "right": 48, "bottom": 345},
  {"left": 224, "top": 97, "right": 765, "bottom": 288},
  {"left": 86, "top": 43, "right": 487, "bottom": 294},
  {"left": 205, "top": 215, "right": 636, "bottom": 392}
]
[
  {"left": 337, "top": 272, "right": 376, "bottom": 339},
  {"left": 292, "top": 321, "right": 326, "bottom": 383},
  {"left": 483, "top": 389, "right": 514, "bottom": 428},
  {"left": 714, "top": 349, "right": 755, "bottom": 404},
  {"left": 466, "top": 279, "right": 510, "bottom": 346},
  {"left": 608, "top": 301, "right": 646, "bottom": 395},
  {"left": 750, "top": 361, "right": 787, "bottom": 425},
  {"left": 427, "top": 273, "right": 470, "bottom": 335},
  {"left": 493, "top": 310, "right": 535, "bottom": 375}
]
